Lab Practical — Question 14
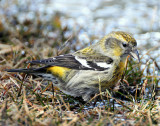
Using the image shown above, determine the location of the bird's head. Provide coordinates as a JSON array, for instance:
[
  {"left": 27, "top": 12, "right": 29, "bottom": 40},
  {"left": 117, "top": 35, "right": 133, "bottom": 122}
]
[{"left": 101, "top": 31, "right": 140, "bottom": 62}]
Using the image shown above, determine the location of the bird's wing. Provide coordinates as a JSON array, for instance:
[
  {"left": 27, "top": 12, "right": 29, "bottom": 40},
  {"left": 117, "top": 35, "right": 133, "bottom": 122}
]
[{"left": 28, "top": 53, "right": 113, "bottom": 71}]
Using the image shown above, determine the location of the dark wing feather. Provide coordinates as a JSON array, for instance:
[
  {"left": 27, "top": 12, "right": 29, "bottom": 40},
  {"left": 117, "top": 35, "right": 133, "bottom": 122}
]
[
  {"left": 27, "top": 54, "right": 113, "bottom": 71},
  {"left": 5, "top": 67, "right": 47, "bottom": 74},
  {"left": 27, "top": 55, "right": 73, "bottom": 64},
  {"left": 28, "top": 54, "right": 91, "bottom": 70}
]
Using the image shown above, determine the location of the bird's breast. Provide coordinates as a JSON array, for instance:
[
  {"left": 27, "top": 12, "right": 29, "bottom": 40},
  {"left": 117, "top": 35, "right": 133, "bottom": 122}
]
[{"left": 112, "top": 61, "right": 125, "bottom": 82}]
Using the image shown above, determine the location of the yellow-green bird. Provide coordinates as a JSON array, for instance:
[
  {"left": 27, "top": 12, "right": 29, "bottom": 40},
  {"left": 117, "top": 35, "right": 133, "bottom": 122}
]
[{"left": 6, "top": 31, "right": 140, "bottom": 101}]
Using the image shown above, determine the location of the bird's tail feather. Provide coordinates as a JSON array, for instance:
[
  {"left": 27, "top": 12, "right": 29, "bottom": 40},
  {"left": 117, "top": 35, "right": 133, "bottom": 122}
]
[
  {"left": 5, "top": 67, "right": 47, "bottom": 74},
  {"left": 5, "top": 66, "right": 57, "bottom": 82}
]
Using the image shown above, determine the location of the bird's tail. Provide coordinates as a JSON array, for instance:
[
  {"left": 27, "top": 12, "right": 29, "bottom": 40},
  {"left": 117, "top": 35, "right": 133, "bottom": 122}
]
[
  {"left": 5, "top": 67, "right": 47, "bottom": 74},
  {"left": 5, "top": 67, "right": 57, "bottom": 82}
]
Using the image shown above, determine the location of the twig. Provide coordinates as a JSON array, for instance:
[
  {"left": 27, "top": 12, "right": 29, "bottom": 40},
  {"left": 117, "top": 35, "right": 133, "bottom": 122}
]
[{"left": 0, "top": 45, "right": 23, "bottom": 54}]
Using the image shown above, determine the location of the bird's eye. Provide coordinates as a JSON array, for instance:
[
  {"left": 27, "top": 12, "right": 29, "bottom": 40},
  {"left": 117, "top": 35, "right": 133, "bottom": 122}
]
[{"left": 122, "top": 43, "right": 127, "bottom": 47}]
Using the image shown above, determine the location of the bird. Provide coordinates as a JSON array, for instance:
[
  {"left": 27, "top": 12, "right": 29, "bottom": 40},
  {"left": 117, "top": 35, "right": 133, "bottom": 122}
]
[{"left": 6, "top": 31, "right": 140, "bottom": 101}]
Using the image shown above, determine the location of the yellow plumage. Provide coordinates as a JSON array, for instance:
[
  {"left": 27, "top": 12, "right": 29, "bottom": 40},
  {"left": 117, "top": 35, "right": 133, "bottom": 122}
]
[{"left": 47, "top": 66, "right": 71, "bottom": 79}]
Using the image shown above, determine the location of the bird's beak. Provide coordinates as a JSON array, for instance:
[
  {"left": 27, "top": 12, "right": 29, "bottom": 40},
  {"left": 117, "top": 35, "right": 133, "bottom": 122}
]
[{"left": 130, "top": 49, "right": 140, "bottom": 62}]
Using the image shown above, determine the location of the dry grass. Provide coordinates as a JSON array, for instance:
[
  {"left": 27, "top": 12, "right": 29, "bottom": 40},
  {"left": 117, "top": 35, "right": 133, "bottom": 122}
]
[{"left": 0, "top": 9, "right": 160, "bottom": 126}]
